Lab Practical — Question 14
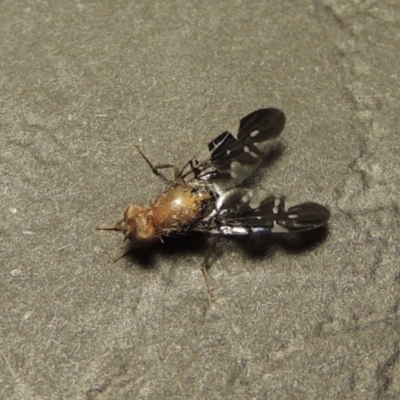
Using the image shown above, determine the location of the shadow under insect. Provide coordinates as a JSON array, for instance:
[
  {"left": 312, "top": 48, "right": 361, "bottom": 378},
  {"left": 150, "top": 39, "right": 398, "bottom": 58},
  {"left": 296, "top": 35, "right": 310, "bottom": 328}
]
[
  {"left": 118, "top": 225, "right": 329, "bottom": 285},
  {"left": 120, "top": 232, "right": 211, "bottom": 270}
]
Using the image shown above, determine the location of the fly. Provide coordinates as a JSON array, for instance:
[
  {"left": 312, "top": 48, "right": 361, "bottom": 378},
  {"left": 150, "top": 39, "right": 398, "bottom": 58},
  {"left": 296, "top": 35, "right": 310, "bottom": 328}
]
[{"left": 98, "top": 108, "right": 330, "bottom": 300}]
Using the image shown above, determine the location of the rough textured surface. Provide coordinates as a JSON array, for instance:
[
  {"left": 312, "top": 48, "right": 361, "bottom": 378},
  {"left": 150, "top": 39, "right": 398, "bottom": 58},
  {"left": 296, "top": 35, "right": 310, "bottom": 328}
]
[{"left": 1, "top": 1, "right": 399, "bottom": 399}]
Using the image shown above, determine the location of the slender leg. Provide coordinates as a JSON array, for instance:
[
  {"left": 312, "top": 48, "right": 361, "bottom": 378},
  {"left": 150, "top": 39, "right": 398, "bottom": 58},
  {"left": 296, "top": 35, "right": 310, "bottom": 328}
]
[
  {"left": 200, "top": 236, "right": 220, "bottom": 302},
  {"left": 134, "top": 145, "right": 180, "bottom": 181},
  {"left": 179, "top": 159, "right": 201, "bottom": 180}
]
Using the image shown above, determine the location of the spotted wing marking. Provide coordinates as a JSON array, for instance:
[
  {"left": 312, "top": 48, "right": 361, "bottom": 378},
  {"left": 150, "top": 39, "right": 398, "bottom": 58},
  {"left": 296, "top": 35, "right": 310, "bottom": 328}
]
[
  {"left": 194, "top": 108, "right": 286, "bottom": 194},
  {"left": 198, "top": 189, "right": 330, "bottom": 235}
]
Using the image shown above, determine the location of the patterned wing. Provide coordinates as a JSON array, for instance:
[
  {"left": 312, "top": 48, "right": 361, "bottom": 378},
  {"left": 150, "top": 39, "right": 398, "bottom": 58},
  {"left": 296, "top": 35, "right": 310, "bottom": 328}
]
[
  {"left": 194, "top": 189, "right": 330, "bottom": 235},
  {"left": 185, "top": 108, "right": 286, "bottom": 194}
]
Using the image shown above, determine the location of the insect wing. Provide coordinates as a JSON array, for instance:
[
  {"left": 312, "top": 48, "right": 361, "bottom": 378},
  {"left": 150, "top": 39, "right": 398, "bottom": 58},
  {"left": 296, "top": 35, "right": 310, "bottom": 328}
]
[
  {"left": 198, "top": 189, "right": 330, "bottom": 235},
  {"left": 195, "top": 108, "right": 286, "bottom": 194}
]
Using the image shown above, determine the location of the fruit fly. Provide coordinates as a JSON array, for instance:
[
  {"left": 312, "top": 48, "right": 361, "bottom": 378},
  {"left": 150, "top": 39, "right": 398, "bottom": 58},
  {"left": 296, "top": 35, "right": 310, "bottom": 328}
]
[{"left": 98, "top": 108, "right": 330, "bottom": 300}]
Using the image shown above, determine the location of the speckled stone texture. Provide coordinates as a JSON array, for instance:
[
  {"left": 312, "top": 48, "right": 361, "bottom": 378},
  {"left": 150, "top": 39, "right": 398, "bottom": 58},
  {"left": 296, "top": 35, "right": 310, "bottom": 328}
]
[{"left": 1, "top": 1, "right": 399, "bottom": 399}]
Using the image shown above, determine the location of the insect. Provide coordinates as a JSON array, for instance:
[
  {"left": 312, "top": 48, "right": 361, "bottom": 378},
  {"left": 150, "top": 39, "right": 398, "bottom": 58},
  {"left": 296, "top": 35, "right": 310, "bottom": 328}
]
[{"left": 98, "top": 108, "right": 330, "bottom": 300}]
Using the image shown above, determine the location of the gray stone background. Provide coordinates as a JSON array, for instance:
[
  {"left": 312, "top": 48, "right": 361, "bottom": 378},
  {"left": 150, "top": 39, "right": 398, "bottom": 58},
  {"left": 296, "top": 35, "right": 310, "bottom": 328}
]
[{"left": 1, "top": 1, "right": 399, "bottom": 399}]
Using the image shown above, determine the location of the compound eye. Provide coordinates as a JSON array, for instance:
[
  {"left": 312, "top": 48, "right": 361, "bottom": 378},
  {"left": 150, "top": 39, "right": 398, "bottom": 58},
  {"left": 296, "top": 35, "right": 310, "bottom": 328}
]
[{"left": 124, "top": 204, "right": 144, "bottom": 220}]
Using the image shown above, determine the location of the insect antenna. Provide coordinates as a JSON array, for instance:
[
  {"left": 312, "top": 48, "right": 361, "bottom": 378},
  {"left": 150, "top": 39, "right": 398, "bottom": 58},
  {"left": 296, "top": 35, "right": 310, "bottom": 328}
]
[
  {"left": 97, "top": 222, "right": 136, "bottom": 261},
  {"left": 96, "top": 220, "right": 125, "bottom": 232}
]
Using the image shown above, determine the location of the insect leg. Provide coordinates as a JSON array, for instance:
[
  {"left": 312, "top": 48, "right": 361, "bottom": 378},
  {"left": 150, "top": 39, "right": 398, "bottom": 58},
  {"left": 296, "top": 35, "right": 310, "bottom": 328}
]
[
  {"left": 200, "top": 236, "right": 220, "bottom": 302},
  {"left": 134, "top": 145, "right": 180, "bottom": 181},
  {"left": 178, "top": 159, "right": 201, "bottom": 181}
]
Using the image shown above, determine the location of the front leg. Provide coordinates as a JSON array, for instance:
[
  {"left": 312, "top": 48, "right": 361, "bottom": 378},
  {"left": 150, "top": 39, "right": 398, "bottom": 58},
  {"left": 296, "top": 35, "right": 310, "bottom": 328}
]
[{"left": 134, "top": 145, "right": 180, "bottom": 182}]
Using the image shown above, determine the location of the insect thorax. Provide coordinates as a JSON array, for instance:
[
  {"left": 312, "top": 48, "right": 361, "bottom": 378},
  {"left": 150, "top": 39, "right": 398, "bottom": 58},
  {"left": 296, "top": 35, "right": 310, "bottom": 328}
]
[{"left": 150, "top": 184, "right": 211, "bottom": 232}]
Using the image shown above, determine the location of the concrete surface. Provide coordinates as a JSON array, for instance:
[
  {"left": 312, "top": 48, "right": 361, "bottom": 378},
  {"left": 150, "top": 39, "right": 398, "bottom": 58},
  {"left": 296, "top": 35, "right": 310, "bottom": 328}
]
[{"left": 1, "top": 1, "right": 399, "bottom": 399}]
